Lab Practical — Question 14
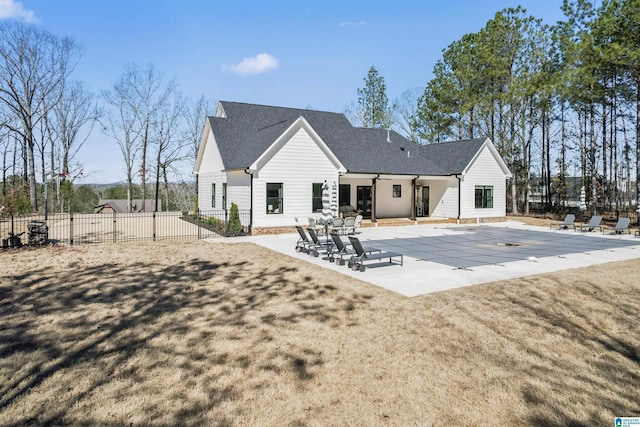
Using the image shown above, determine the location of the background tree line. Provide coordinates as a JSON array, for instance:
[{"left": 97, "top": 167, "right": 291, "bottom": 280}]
[
  {"left": 350, "top": 0, "right": 640, "bottom": 217},
  {"left": 3, "top": 1, "right": 639, "bottom": 217},
  {"left": 0, "top": 20, "right": 212, "bottom": 215}
]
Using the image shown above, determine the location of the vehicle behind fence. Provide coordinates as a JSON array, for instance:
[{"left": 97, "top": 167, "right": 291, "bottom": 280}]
[{"left": 0, "top": 209, "right": 251, "bottom": 247}]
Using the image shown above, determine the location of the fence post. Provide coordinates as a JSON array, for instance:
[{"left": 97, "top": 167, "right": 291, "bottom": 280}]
[
  {"left": 225, "top": 208, "right": 229, "bottom": 235},
  {"left": 113, "top": 211, "right": 117, "bottom": 243},
  {"left": 69, "top": 211, "right": 74, "bottom": 246},
  {"left": 197, "top": 209, "right": 201, "bottom": 239},
  {"left": 153, "top": 212, "right": 156, "bottom": 242}
]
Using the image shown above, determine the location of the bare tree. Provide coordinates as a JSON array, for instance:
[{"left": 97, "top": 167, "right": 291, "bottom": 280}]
[
  {"left": 128, "top": 64, "right": 175, "bottom": 210},
  {"left": 153, "top": 92, "right": 186, "bottom": 211},
  {"left": 102, "top": 76, "right": 141, "bottom": 212},
  {"left": 183, "top": 94, "right": 213, "bottom": 210},
  {"left": 0, "top": 21, "right": 80, "bottom": 211},
  {"left": 392, "top": 87, "right": 424, "bottom": 143},
  {"left": 51, "top": 81, "right": 100, "bottom": 177},
  {"left": 343, "top": 100, "right": 367, "bottom": 127},
  {"left": 41, "top": 81, "right": 100, "bottom": 212}
]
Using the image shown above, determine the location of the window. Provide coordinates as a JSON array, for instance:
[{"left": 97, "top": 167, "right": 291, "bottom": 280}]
[
  {"left": 339, "top": 184, "right": 351, "bottom": 206},
  {"left": 222, "top": 183, "right": 227, "bottom": 209},
  {"left": 475, "top": 186, "right": 493, "bottom": 209},
  {"left": 312, "top": 183, "right": 323, "bottom": 213},
  {"left": 393, "top": 184, "right": 402, "bottom": 198},
  {"left": 266, "top": 183, "right": 283, "bottom": 214},
  {"left": 211, "top": 183, "right": 216, "bottom": 208}
]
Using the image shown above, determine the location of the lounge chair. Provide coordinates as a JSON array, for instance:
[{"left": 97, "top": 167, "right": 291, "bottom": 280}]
[
  {"left": 550, "top": 214, "right": 576, "bottom": 230},
  {"left": 329, "top": 232, "right": 381, "bottom": 265},
  {"left": 347, "top": 236, "right": 403, "bottom": 272},
  {"left": 306, "top": 227, "right": 333, "bottom": 258},
  {"left": 295, "top": 226, "right": 311, "bottom": 253},
  {"left": 577, "top": 215, "right": 602, "bottom": 232},
  {"left": 600, "top": 217, "right": 631, "bottom": 234}
]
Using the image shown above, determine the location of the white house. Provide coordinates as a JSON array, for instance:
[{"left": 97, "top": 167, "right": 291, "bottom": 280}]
[{"left": 195, "top": 101, "right": 512, "bottom": 232}]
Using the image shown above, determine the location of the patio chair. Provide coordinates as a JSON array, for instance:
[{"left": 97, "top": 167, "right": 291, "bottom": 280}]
[
  {"left": 352, "top": 215, "right": 363, "bottom": 234},
  {"left": 550, "top": 214, "right": 576, "bottom": 230},
  {"left": 347, "top": 236, "right": 403, "bottom": 272},
  {"left": 343, "top": 217, "right": 356, "bottom": 235},
  {"left": 329, "top": 232, "right": 381, "bottom": 265},
  {"left": 576, "top": 215, "right": 602, "bottom": 232},
  {"left": 330, "top": 218, "right": 344, "bottom": 235},
  {"left": 600, "top": 217, "right": 631, "bottom": 235},
  {"left": 308, "top": 217, "right": 324, "bottom": 233},
  {"left": 295, "top": 226, "right": 312, "bottom": 253}
]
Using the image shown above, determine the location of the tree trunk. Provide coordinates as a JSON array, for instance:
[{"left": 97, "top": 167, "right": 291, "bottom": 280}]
[
  {"left": 590, "top": 104, "right": 597, "bottom": 215},
  {"left": 636, "top": 78, "right": 640, "bottom": 223},
  {"left": 26, "top": 126, "right": 38, "bottom": 211},
  {"left": 602, "top": 102, "right": 608, "bottom": 209}
]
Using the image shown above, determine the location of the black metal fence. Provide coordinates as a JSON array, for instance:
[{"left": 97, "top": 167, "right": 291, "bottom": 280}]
[{"left": 0, "top": 209, "right": 251, "bottom": 247}]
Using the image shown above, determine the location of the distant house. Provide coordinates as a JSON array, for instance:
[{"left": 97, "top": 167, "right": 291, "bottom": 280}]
[
  {"left": 95, "top": 199, "right": 161, "bottom": 214},
  {"left": 194, "top": 101, "right": 512, "bottom": 231}
]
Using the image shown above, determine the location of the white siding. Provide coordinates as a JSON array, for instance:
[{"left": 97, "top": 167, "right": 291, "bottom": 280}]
[
  {"left": 227, "top": 171, "right": 251, "bottom": 211},
  {"left": 253, "top": 127, "right": 340, "bottom": 227},
  {"left": 428, "top": 177, "right": 459, "bottom": 218},
  {"left": 197, "top": 131, "right": 227, "bottom": 211},
  {"left": 375, "top": 180, "right": 412, "bottom": 218},
  {"left": 460, "top": 145, "right": 507, "bottom": 218}
]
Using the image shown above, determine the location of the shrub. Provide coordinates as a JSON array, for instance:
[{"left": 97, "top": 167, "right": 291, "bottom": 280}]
[{"left": 228, "top": 203, "right": 242, "bottom": 236}]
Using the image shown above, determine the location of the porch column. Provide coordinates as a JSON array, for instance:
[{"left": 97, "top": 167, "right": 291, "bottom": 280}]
[
  {"left": 371, "top": 177, "right": 377, "bottom": 223},
  {"left": 411, "top": 177, "right": 417, "bottom": 221}
]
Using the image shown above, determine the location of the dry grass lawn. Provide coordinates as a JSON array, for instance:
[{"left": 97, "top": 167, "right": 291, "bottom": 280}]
[{"left": 1, "top": 234, "right": 639, "bottom": 426}]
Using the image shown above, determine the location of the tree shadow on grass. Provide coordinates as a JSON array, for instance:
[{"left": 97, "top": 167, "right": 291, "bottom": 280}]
[
  {"left": 453, "top": 276, "right": 640, "bottom": 426},
  {"left": 0, "top": 247, "right": 371, "bottom": 426}
]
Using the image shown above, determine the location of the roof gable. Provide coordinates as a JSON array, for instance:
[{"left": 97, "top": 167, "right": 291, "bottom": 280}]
[{"left": 249, "top": 116, "right": 345, "bottom": 173}]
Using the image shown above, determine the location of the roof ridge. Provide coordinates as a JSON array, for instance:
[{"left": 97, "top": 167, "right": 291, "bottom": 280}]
[{"left": 220, "top": 100, "right": 345, "bottom": 116}]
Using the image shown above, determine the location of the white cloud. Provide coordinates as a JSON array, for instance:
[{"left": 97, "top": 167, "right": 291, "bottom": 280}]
[
  {"left": 0, "top": 0, "right": 38, "bottom": 23},
  {"left": 223, "top": 53, "right": 279, "bottom": 76}
]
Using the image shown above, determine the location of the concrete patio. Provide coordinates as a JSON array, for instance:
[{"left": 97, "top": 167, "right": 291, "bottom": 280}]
[{"left": 210, "top": 220, "right": 640, "bottom": 297}]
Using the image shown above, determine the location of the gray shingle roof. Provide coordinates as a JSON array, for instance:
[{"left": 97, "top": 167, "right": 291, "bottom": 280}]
[{"left": 210, "top": 101, "right": 490, "bottom": 176}]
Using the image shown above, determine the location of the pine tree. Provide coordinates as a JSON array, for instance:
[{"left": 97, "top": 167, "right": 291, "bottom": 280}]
[{"left": 357, "top": 66, "right": 392, "bottom": 129}]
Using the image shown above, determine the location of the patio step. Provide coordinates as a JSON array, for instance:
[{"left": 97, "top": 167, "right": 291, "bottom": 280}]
[{"left": 361, "top": 217, "right": 456, "bottom": 227}]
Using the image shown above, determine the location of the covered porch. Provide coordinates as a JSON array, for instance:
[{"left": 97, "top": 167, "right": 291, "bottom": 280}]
[{"left": 337, "top": 174, "right": 459, "bottom": 222}]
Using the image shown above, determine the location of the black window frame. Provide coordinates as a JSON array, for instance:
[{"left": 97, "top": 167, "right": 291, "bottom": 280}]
[
  {"left": 339, "top": 184, "right": 351, "bottom": 206},
  {"left": 392, "top": 184, "right": 402, "bottom": 198},
  {"left": 475, "top": 185, "right": 494, "bottom": 209},
  {"left": 211, "top": 183, "right": 216, "bottom": 208},
  {"left": 222, "top": 183, "right": 227, "bottom": 209},
  {"left": 312, "top": 183, "right": 323, "bottom": 213},
  {"left": 266, "top": 183, "right": 283, "bottom": 214}
]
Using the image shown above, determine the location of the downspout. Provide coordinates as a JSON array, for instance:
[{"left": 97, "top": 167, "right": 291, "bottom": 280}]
[
  {"left": 244, "top": 168, "right": 253, "bottom": 235},
  {"left": 456, "top": 174, "right": 462, "bottom": 224}
]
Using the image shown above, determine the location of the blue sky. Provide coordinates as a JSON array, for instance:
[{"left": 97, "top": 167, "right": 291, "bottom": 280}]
[{"left": 2, "top": 0, "right": 567, "bottom": 183}]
